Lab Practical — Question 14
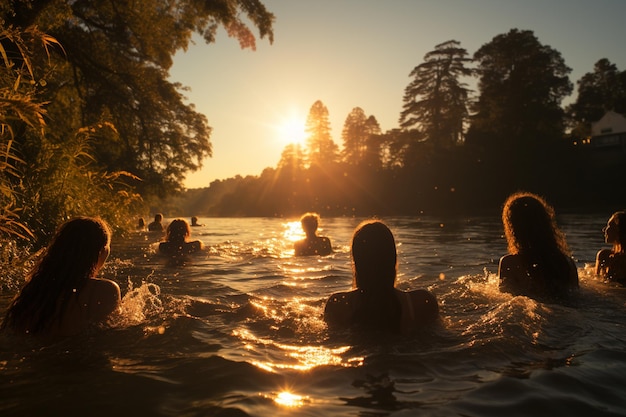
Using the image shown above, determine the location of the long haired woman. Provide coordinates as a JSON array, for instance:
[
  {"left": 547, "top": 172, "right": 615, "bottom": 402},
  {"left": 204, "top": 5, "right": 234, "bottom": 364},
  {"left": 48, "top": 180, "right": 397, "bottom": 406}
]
[
  {"left": 324, "top": 220, "right": 438, "bottom": 333},
  {"left": 1, "top": 217, "right": 121, "bottom": 338},
  {"left": 498, "top": 192, "right": 578, "bottom": 299}
]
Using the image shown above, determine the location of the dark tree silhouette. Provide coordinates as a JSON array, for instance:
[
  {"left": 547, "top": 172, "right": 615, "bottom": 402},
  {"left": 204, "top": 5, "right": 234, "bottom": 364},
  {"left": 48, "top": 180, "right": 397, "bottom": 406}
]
[
  {"left": 341, "top": 107, "right": 381, "bottom": 166},
  {"left": 567, "top": 59, "right": 626, "bottom": 136},
  {"left": 400, "top": 40, "right": 473, "bottom": 150},
  {"left": 468, "top": 29, "right": 572, "bottom": 150}
]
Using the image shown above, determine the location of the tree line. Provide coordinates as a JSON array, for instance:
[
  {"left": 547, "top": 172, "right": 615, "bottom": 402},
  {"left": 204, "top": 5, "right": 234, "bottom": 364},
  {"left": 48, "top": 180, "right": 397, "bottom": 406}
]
[{"left": 174, "top": 32, "right": 626, "bottom": 218}]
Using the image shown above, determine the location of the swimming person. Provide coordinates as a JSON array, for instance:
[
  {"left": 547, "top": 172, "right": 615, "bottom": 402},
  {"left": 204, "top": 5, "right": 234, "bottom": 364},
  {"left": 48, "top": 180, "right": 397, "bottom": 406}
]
[
  {"left": 159, "top": 218, "right": 203, "bottom": 256},
  {"left": 595, "top": 210, "right": 626, "bottom": 283},
  {"left": 148, "top": 213, "right": 164, "bottom": 232},
  {"left": 1, "top": 217, "right": 121, "bottom": 338},
  {"left": 324, "top": 220, "right": 439, "bottom": 333},
  {"left": 137, "top": 217, "right": 146, "bottom": 230},
  {"left": 498, "top": 192, "right": 579, "bottom": 299},
  {"left": 294, "top": 212, "right": 333, "bottom": 256},
  {"left": 191, "top": 216, "right": 204, "bottom": 227}
]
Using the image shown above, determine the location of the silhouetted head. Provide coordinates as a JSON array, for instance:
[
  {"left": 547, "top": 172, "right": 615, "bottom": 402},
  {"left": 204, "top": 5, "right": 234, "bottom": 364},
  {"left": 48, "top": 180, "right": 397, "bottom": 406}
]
[
  {"left": 191, "top": 216, "right": 199, "bottom": 226},
  {"left": 352, "top": 220, "right": 397, "bottom": 291},
  {"left": 300, "top": 212, "right": 320, "bottom": 236},
  {"left": 606, "top": 210, "right": 626, "bottom": 248},
  {"left": 45, "top": 217, "right": 111, "bottom": 277},
  {"left": 502, "top": 192, "right": 568, "bottom": 255},
  {"left": 166, "top": 219, "right": 191, "bottom": 242},
  {"left": 154, "top": 213, "right": 163, "bottom": 223},
  {"left": 137, "top": 217, "right": 145, "bottom": 228}
]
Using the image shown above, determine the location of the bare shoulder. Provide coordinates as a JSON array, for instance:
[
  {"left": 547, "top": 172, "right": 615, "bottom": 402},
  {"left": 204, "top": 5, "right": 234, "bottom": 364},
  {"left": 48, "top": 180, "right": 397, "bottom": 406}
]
[
  {"left": 324, "top": 290, "right": 356, "bottom": 327},
  {"left": 499, "top": 254, "right": 522, "bottom": 269},
  {"left": 596, "top": 249, "right": 612, "bottom": 262},
  {"left": 399, "top": 289, "right": 439, "bottom": 326},
  {"left": 81, "top": 278, "right": 121, "bottom": 321}
]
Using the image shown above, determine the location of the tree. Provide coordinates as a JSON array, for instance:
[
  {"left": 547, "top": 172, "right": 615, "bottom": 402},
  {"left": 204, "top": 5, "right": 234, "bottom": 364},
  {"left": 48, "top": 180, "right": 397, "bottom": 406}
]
[
  {"left": 567, "top": 59, "right": 626, "bottom": 136},
  {"left": 304, "top": 100, "right": 338, "bottom": 167},
  {"left": 400, "top": 40, "right": 473, "bottom": 150},
  {"left": 467, "top": 29, "right": 572, "bottom": 150},
  {"left": 1, "top": 0, "right": 275, "bottom": 196},
  {"left": 362, "top": 115, "right": 383, "bottom": 168},
  {"left": 277, "top": 143, "right": 305, "bottom": 173},
  {"left": 341, "top": 107, "right": 381, "bottom": 165}
]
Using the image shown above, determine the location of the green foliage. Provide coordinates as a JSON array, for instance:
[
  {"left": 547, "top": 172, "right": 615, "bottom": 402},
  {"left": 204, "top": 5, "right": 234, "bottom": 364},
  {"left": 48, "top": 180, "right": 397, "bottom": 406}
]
[
  {"left": 468, "top": 29, "right": 572, "bottom": 151},
  {"left": 17, "top": 123, "right": 144, "bottom": 243},
  {"left": 1, "top": 0, "right": 275, "bottom": 198},
  {"left": 0, "top": 23, "right": 145, "bottom": 257},
  {"left": 0, "top": 26, "right": 52, "bottom": 242}
]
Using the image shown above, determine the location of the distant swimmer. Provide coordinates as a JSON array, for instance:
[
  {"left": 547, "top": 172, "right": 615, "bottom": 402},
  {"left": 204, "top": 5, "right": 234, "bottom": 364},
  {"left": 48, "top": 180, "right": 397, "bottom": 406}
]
[
  {"left": 148, "top": 213, "right": 164, "bottom": 232},
  {"left": 294, "top": 212, "right": 333, "bottom": 256},
  {"left": 1, "top": 217, "right": 121, "bottom": 339},
  {"left": 159, "top": 218, "right": 203, "bottom": 256},
  {"left": 595, "top": 210, "right": 626, "bottom": 284},
  {"left": 324, "top": 220, "right": 439, "bottom": 334},
  {"left": 498, "top": 192, "right": 578, "bottom": 299},
  {"left": 191, "top": 216, "right": 204, "bottom": 227},
  {"left": 137, "top": 217, "right": 146, "bottom": 230}
]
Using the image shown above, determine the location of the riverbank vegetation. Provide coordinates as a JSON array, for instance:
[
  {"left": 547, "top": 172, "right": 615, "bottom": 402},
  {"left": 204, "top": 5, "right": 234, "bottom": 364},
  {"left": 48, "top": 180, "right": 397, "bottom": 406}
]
[{"left": 0, "top": 1, "right": 275, "bottom": 283}]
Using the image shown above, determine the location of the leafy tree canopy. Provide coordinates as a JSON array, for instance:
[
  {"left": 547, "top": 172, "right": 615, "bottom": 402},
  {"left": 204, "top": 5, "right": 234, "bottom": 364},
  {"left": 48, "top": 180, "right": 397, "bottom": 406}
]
[
  {"left": 1, "top": 0, "right": 275, "bottom": 196},
  {"left": 468, "top": 29, "right": 572, "bottom": 149},
  {"left": 567, "top": 58, "right": 626, "bottom": 135}
]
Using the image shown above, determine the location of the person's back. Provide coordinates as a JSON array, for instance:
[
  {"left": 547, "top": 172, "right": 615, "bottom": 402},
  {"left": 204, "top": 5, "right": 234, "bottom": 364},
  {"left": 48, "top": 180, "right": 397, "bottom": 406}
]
[
  {"left": 325, "top": 288, "right": 438, "bottom": 333},
  {"left": 499, "top": 252, "right": 578, "bottom": 298},
  {"left": 294, "top": 213, "right": 333, "bottom": 256},
  {"left": 48, "top": 278, "right": 121, "bottom": 337},
  {"left": 159, "top": 218, "right": 202, "bottom": 257},
  {"left": 294, "top": 236, "right": 332, "bottom": 256},
  {"left": 498, "top": 192, "right": 579, "bottom": 300},
  {"left": 159, "top": 240, "right": 202, "bottom": 256},
  {"left": 324, "top": 220, "right": 438, "bottom": 334},
  {"left": 148, "top": 213, "right": 164, "bottom": 232}
]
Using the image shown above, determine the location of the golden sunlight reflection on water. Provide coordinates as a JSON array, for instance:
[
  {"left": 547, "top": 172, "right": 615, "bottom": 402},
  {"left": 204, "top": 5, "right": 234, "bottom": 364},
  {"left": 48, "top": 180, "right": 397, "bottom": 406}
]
[
  {"left": 232, "top": 327, "right": 360, "bottom": 372},
  {"left": 282, "top": 221, "right": 304, "bottom": 243},
  {"left": 273, "top": 391, "right": 308, "bottom": 407}
]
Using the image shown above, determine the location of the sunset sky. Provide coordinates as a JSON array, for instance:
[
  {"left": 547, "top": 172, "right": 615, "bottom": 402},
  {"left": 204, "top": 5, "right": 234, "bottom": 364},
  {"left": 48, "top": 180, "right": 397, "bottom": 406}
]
[{"left": 170, "top": 0, "right": 626, "bottom": 189}]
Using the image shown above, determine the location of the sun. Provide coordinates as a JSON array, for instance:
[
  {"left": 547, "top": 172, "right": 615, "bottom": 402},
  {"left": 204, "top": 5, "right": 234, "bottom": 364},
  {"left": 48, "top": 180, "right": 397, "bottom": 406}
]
[{"left": 276, "top": 115, "right": 307, "bottom": 146}]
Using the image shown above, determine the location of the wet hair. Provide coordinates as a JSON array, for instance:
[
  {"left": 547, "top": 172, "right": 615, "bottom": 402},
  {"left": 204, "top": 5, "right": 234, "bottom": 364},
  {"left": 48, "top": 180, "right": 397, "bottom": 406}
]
[
  {"left": 350, "top": 220, "right": 401, "bottom": 331},
  {"left": 610, "top": 211, "right": 626, "bottom": 249},
  {"left": 300, "top": 213, "right": 320, "bottom": 235},
  {"left": 502, "top": 192, "right": 573, "bottom": 295},
  {"left": 165, "top": 219, "right": 191, "bottom": 243},
  {"left": 1, "top": 217, "right": 111, "bottom": 334},
  {"left": 502, "top": 192, "right": 569, "bottom": 256}
]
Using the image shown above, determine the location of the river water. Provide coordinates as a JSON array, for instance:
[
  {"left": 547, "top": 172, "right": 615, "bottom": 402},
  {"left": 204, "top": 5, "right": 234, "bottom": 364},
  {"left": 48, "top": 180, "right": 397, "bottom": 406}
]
[{"left": 1, "top": 214, "right": 626, "bottom": 416}]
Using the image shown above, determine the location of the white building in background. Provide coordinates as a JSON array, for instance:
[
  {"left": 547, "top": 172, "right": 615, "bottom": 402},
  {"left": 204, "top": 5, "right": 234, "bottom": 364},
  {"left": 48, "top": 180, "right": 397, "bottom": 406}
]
[{"left": 589, "top": 110, "right": 626, "bottom": 150}]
